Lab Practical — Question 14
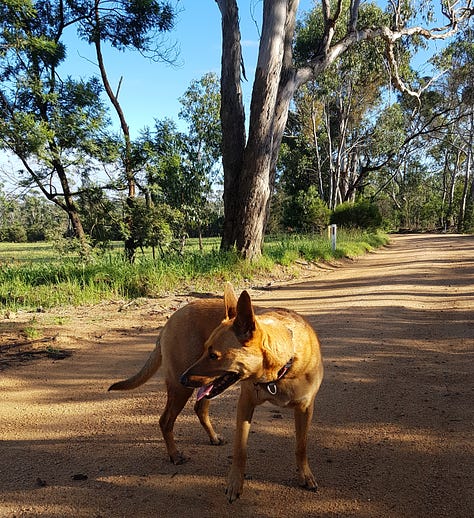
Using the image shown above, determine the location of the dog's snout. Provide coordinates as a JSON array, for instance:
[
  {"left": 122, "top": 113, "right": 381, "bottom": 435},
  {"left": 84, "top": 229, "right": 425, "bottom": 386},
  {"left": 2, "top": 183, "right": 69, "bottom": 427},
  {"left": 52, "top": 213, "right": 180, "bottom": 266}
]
[{"left": 180, "top": 371, "right": 203, "bottom": 388}]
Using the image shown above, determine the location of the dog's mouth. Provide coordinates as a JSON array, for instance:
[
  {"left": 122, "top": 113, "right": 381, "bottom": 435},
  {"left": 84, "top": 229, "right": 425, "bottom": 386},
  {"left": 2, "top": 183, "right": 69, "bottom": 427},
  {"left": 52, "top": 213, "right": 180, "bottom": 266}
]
[{"left": 196, "top": 372, "right": 240, "bottom": 401}]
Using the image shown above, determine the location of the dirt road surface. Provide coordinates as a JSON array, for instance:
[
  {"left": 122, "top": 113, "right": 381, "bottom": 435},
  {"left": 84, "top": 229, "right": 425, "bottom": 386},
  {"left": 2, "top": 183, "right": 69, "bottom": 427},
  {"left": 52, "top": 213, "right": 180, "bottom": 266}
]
[{"left": 1, "top": 234, "right": 473, "bottom": 518}]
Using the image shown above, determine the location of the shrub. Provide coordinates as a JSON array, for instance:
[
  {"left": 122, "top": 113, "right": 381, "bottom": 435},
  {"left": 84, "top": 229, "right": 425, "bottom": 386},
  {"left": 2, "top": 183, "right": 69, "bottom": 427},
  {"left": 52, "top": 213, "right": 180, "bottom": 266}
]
[
  {"left": 331, "top": 200, "right": 382, "bottom": 229},
  {"left": 1, "top": 224, "right": 28, "bottom": 243},
  {"left": 283, "top": 186, "right": 331, "bottom": 233},
  {"left": 27, "top": 224, "right": 47, "bottom": 242}
]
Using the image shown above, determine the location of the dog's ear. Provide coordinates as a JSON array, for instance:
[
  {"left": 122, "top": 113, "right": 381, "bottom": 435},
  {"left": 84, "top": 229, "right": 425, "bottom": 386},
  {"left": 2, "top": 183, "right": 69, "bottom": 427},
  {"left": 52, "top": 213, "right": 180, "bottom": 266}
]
[
  {"left": 232, "top": 290, "right": 256, "bottom": 341},
  {"left": 224, "top": 282, "right": 238, "bottom": 319}
]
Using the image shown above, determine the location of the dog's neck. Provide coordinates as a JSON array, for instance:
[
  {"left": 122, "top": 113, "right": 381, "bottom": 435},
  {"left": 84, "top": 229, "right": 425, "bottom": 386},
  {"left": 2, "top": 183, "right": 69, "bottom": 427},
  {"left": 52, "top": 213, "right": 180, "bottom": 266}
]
[
  {"left": 258, "top": 323, "right": 295, "bottom": 384},
  {"left": 256, "top": 355, "right": 294, "bottom": 396}
]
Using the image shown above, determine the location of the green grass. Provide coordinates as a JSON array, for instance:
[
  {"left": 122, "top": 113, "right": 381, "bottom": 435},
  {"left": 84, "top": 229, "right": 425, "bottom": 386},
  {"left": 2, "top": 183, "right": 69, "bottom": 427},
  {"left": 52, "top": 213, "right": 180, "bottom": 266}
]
[
  {"left": 0, "top": 241, "right": 57, "bottom": 264},
  {"left": 0, "top": 230, "right": 389, "bottom": 311}
]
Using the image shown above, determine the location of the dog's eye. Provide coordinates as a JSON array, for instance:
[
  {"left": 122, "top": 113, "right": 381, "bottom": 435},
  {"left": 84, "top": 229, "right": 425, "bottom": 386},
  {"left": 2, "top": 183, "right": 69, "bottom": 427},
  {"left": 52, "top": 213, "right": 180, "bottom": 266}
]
[{"left": 209, "top": 351, "right": 218, "bottom": 360}]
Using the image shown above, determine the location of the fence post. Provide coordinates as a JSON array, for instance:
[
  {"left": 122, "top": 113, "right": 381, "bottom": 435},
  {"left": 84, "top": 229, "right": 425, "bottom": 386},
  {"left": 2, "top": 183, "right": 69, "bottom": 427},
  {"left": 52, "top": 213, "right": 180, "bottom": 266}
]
[{"left": 328, "top": 224, "right": 337, "bottom": 252}]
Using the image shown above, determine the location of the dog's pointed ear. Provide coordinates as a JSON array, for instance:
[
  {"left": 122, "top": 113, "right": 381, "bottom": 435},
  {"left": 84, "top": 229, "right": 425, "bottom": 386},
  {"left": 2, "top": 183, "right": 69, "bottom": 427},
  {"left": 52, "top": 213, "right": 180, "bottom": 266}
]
[
  {"left": 232, "top": 290, "right": 256, "bottom": 341},
  {"left": 224, "top": 282, "right": 238, "bottom": 319}
]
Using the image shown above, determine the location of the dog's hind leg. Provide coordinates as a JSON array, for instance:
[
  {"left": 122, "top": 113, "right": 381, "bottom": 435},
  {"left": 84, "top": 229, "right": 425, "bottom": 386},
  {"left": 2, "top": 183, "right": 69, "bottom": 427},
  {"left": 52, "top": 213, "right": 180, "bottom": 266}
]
[
  {"left": 194, "top": 398, "right": 224, "bottom": 446},
  {"left": 294, "top": 403, "right": 318, "bottom": 491},
  {"left": 159, "top": 382, "right": 193, "bottom": 465}
]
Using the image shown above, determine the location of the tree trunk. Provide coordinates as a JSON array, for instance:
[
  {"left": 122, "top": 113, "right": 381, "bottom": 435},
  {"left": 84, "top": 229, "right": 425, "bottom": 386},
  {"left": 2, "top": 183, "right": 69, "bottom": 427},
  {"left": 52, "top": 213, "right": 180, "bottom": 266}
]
[
  {"left": 219, "top": 0, "right": 300, "bottom": 259},
  {"left": 233, "top": 0, "right": 288, "bottom": 259},
  {"left": 217, "top": 0, "right": 246, "bottom": 251},
  {"left": 458, "top": 109, "right": 473, "bottom": 231},
  {"left": 53, "top": 159, "right": 89, "bottom": 252},
  {"left": 93, "top": 4, "right": 136, "bottom": 261},
  {"left": 18, "top": 153, "right": 88, "bottom": 250}
]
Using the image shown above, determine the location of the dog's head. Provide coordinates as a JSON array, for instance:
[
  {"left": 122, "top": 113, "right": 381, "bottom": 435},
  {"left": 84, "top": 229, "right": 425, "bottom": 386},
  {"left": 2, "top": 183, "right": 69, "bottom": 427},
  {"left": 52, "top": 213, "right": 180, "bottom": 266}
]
[{"left": 180, "top": 284, "right": 265, "bottom": 400}]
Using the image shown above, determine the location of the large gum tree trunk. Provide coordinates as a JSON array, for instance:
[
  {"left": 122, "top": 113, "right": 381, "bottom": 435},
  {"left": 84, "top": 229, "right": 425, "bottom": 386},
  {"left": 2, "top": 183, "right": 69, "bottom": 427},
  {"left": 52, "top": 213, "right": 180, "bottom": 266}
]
[
  {"left": 219, "top": 0, "right": 295, "bottom": 260},
  {"left": 218, "top": 0, "right": 246, "bottom": 251},
  {"left": 234, "top": 1, "right": 287, "bottom": 259}
]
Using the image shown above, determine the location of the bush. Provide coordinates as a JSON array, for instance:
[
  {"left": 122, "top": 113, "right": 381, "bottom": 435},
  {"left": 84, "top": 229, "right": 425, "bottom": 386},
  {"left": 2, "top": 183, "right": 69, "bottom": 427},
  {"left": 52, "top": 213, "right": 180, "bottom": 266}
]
[
  {"left": 331, "top": 200, "right": 382, "bottom": 229},
  {"left": 1, "top": 224, "right": 28, "bottom": 243},
  {"left": 27, "top": 225, "right": 47, "bottom": 242},
  {"left": 283, "top": 186, "right": 331, "bottom": 233}
]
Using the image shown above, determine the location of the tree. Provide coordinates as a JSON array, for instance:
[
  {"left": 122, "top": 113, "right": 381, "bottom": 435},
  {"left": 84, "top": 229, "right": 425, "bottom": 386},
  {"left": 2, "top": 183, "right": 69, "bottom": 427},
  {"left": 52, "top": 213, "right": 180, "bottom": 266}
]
[
  {"left": 279, "top": 3, "right": 391, "bottom": 211},
  {"left": 216, "top": 0, "right": 474, "bottom": 260},
  {"left": 0, "top": 1, "right": 176, "bottom": 260},
  {"left": 282, "top": 185, "right": 330, "bottom": 232},
  {"left": 178, "top": 73, "right": 222, "bottom": 246},
  {"left": 72, "top": 0, "right": 176, "bottom": 260},
  {"left": 0, "top": 185, "right": 67, "bottom": 242},
  {"left": 0, "top": 0, "right": 110, "bottom": 253},
  {"left": 372, "top": 25, "right": 474, "bottom": 232},
  {"left": 435, "top": 26, "right": 474, "bottom": 231}
]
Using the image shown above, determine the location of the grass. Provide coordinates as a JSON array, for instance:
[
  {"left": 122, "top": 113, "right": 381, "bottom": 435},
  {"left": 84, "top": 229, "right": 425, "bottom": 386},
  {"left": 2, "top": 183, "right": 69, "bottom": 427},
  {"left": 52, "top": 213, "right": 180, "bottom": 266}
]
[
  {"left": 23, "top": 317, "right": 43, "bottom": 340},
  {"left": 0, "top": 230, "right": 389, "bottom": 311}
]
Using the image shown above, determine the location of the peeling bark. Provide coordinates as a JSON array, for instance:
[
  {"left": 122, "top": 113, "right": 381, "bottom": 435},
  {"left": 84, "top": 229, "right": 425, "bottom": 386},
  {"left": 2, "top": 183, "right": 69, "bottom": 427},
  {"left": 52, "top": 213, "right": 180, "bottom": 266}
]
[{"left": 217, "top": 0, "right": 473, "bottom": 260}]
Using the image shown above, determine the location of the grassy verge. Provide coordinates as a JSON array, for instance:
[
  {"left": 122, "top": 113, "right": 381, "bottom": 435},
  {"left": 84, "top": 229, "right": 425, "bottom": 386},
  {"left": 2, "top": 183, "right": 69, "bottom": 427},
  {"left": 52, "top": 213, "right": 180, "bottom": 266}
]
[{"left": 0, "top": 230, "right": 389, "bottom": 310}]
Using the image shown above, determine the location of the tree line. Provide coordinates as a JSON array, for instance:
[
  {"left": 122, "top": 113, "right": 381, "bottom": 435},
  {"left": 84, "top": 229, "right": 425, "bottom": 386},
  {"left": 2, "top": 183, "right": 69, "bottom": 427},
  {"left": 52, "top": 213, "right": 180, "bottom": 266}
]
[{"left": 1, "top": 1, "right": 473, "bottom": 260}]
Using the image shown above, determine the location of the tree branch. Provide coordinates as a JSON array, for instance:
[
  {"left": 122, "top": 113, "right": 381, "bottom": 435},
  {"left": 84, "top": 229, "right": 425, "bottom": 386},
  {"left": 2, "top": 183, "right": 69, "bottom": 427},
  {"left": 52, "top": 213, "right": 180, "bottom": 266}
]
[{"left": 296, "top": 1, "right": 474, "bottom": 97}]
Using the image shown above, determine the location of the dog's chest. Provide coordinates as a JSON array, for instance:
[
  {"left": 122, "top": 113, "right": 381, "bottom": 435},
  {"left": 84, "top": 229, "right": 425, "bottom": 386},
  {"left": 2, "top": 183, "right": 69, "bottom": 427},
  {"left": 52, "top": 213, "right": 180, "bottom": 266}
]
[{"left": 253, "top": 380, "right": 311, "bottom": 408}]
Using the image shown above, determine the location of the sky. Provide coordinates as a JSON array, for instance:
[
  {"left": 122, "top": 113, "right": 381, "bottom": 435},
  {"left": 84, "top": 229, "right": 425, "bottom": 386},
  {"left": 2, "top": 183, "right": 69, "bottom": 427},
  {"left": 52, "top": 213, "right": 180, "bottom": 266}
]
[
  {"left": 58, "top": 0, "right": 315, "bottom": 138},
  {"left": 0, "top": 0, "right": 450, "bottom": 187},
  {"left": 56, "top": 0, "right": 450, "bottom": 139}
]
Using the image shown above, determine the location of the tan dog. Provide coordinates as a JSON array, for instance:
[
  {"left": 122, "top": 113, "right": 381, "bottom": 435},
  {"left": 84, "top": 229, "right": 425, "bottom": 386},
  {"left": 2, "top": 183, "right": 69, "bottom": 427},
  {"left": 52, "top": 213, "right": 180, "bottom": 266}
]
[
  {"left": 109, "top": 294, "right": 237, "bottom": 464},
  {"left": 180, "top": 286, "right": 323, "bottom": 502}
]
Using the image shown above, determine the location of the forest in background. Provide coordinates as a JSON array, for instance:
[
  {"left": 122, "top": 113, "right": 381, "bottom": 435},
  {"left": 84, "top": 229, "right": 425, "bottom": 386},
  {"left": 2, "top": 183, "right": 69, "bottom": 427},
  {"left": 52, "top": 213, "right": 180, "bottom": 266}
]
[{"left": 0, "top": 1, "right": 473, "bottom": 258}]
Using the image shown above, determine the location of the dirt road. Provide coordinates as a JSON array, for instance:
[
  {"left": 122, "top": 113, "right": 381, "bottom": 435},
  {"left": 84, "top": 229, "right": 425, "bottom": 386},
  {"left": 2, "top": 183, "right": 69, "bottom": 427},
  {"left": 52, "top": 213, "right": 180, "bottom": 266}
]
[{"left": 1, "top": 234, "right": 473, "bottom": 517}]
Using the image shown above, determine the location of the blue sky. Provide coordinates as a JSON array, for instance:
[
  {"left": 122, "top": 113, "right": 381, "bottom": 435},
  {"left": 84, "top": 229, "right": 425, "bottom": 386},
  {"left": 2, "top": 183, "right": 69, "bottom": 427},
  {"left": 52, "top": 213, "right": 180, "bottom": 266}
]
[
  {"left": 0, "top": 0, "right": 449, "bottom": 187},
  {"left": 56, "top": 0, "right": 446, "bottom": 140},
  {"left": 59, "top": 0, "right": 315, "bottom": 138}
]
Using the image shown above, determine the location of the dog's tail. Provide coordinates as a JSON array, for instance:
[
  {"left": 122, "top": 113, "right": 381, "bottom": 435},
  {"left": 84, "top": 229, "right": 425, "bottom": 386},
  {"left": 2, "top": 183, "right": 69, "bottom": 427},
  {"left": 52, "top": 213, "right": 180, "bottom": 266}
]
[{"left": 108, "top": 335, "right": 163, "bottom": 391}]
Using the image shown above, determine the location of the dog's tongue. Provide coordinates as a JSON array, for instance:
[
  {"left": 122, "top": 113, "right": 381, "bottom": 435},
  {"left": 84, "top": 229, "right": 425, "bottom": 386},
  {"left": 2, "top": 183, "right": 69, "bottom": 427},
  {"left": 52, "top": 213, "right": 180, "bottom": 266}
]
[{"left": 196, "top": 384, "right": 213, "bottom": 401}]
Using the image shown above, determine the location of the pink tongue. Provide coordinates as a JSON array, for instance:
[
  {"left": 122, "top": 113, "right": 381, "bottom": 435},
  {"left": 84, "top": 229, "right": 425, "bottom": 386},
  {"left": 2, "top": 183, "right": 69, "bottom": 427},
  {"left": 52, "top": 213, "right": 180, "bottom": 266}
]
[{"left": 196, "top": 384, "right": 213, "bottom": 401}]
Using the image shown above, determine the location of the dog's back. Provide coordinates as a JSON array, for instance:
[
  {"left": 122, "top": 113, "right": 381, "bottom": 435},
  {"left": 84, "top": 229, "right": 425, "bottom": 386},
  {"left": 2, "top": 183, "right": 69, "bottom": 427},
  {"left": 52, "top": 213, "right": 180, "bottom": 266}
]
[
  {"left": 109, "top": 298, "right": 227, "bottom": 391},
  {"left": 160, "top": 298, "right": 228, "bottom": 385}
]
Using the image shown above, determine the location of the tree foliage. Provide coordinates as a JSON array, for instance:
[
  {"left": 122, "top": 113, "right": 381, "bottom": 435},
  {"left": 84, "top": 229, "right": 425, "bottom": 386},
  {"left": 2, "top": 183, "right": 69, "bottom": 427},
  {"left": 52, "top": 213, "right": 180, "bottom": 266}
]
[
  {"left": 0, "top": 0, "right": 112, "bottom": 251},
  {"left": 0, "top": 0, "right": 177, "bottom": 259},
  {"left": 216, "top": 0, "right": 473, "bottom": 259}
]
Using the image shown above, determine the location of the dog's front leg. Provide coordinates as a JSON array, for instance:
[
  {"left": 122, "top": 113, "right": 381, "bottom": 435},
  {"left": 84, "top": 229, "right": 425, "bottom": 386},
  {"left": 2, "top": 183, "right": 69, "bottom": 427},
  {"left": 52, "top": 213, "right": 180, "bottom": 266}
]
[
  {"left": 226, "top": 390, "right": 255, "bottom": 503},
  {"left": 294, "top": 403, "right": 318, "bottom": 491}
]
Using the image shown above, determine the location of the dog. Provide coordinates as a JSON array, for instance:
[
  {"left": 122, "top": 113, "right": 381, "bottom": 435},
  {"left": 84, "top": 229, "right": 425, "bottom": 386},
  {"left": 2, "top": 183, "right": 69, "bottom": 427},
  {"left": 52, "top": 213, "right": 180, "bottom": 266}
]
[
  {"left": 180, "top": 285, "right": 324, "bottom": 502},
  {"left": 108, "top": 291, "right": 238, "bottom": 465},
  {"left": 109, "top": 283, "right": 323, "bottom": 502}
]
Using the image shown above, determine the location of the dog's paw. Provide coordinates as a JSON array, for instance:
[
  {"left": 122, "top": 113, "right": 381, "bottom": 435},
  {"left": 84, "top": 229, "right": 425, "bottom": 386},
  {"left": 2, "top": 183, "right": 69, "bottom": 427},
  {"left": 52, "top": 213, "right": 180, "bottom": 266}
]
[
  {"left": 225, "top": 472, "right": 244, "bottom": 503},
  {"left": 170, "top": 452, "right": 190, "bottom": 465},
  {"left": 298, "top": 469, "right": 318, "bottom": 491},
  {"left": 210, "top": 434, "right": 225, "bottom": 446}
]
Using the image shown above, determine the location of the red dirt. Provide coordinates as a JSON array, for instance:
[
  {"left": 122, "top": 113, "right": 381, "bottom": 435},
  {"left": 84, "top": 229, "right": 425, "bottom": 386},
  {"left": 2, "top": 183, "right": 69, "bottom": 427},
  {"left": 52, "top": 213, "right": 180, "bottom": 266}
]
[{"left": 0, "top": 234, "right": 473, "bottom": 517}]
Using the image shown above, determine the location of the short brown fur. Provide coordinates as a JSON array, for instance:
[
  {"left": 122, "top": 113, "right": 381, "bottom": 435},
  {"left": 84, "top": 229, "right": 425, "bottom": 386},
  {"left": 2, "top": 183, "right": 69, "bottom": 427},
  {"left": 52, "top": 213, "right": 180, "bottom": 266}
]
[
  {"left": 181, "top": 288, "right": 323, "bottom": 502},
  {"left": 108, "top": 283, "right": 239, "bottom": 464}
]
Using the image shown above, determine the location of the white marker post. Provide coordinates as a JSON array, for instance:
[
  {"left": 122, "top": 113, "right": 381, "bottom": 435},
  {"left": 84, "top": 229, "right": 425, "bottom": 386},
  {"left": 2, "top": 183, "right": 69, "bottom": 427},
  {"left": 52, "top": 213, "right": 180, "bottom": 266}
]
[{"left": 329, "top": 224, "right": 337, "bottom": 252}]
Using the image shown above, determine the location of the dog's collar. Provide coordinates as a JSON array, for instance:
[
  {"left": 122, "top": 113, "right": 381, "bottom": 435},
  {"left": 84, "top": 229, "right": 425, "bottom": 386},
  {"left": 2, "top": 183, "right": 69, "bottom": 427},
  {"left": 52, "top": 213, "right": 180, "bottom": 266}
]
[{"left": 260, "top": 357, "right": 294, "bottom": 396}]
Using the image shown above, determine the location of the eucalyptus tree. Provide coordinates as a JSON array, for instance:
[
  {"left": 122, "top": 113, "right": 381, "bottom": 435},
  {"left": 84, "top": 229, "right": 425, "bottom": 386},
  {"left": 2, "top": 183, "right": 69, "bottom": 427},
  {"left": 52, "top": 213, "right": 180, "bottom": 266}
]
[
  {"left": 71, "top": 0, "right": 176, "bottom": 259},
  {"left": 0, "top": 0, "right": 109, "bottom": 252},
  {"left": 378, "top": 27, "right": 474, "bottom": 231},
  {"left": 279, "top": 2, "right": 391, "bottom": 210},
  {"left": 0, "top": 184, "right": 67, "bottom": 242},
  {"left": 434, "top": 27, "right": 474, "bottom": 231},
  {"left": 179, "top": 73, "right": 222, "bottom": 188},
  {"left": 178, "top": 72, "right": 222, "bottom": 245},
  {"left": 138, "top": 73, "right": 222, "bottom": 250},
  {"left": 216, "top": 0, "right": 474, "bottom": 259}
]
